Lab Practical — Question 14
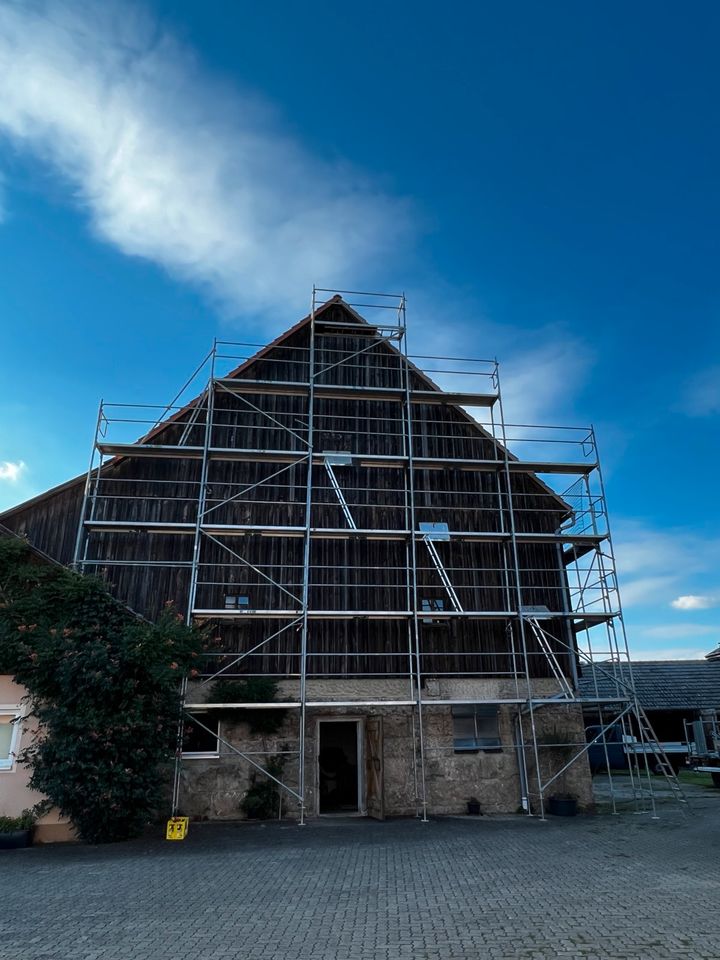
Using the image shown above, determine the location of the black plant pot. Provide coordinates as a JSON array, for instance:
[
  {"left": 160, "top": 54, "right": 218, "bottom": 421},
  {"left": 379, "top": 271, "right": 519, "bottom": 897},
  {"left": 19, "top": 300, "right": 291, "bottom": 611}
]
[
  {"left": 466, "top": 801, "right": 481, "bottom": 816},
  {"left": 0, "top": 829, "right": 32, "bottom": 849},
  {"left": 547, "top": 796, "right": 577, "bottom": 817}
]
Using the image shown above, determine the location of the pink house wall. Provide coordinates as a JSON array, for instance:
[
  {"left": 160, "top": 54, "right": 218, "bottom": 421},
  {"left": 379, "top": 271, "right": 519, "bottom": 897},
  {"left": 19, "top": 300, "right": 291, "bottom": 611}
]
[{"left": 0, "top": 675, "right": 75, "bottom": 842}]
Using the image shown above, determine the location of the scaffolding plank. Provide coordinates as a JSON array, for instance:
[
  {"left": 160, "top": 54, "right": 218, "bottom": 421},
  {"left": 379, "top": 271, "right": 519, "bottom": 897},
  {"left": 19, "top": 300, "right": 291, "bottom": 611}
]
[
  {"left": 185, "top": 700, "right": 417, "bottom": 709},
  {"left": 82, "top": 521, "right": 610, "bottom": 548},
  {"left": 216, "top": 378, "right": 497, "bottom": 407},
  {"left": 97, "top": 442, "right": 204, "bottom": 459},
  {"left": 85, "top": 520, "right": 195, "bottom": 534},
  {"left": 96, "top": 443, "right": 596, "bottom": 474},
  {"left": 505, "top": 460, "right": 597, "bottom": 475},
  {"left": 572, "top": 612, "right": 619, "bottom": 633},
  {"left": 192, "top": 608, "right": 613, "bottom": 621},
  {"left": 192, "top": 609, "right": 411, "bottom": 619},
  {"left": 409, "top": 389, "right": 497, "bottom": 407},
  {"left": 563, "top": 536, "right": 607, "bottom": 564},
  {"left": 216, "top": 378, "right": 309, "bottom": 397}
]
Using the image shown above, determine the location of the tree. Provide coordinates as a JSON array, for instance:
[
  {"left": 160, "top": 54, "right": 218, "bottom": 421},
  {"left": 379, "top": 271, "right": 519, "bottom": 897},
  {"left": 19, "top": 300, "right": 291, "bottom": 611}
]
[{"left": 0, "top": 537, "right": 202, "bottom": 842}]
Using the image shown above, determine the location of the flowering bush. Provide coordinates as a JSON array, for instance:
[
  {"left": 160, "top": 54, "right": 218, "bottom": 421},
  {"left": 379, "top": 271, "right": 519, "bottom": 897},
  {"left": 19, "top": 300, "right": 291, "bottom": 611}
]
[{"left": 0, "top": 538, "right": 202, "bottom": 842}]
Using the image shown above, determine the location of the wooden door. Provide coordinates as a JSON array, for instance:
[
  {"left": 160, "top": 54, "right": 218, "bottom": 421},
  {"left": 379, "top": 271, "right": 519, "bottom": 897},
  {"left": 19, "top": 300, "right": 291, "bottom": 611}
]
[{"left": 365, "top": 716, "right": 385, "bottom": 820}]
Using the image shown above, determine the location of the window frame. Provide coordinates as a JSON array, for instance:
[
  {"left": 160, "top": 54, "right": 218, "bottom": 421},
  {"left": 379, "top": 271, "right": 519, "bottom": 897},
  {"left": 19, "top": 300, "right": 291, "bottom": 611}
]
[
  {"left": 451, "top": 704, "right": 502, "bottom": 754},
  {"left": 181, "top": 712, "right": 221, "bottom": 759},
  {"left": 224, "top": 595, "right": 250, "bottom": 611},
  {"left": 421, "top": 596, "right": 445, "bottom": 624},
  {"left": 0, "top": 705, "right": 23, "bottom": 772}
]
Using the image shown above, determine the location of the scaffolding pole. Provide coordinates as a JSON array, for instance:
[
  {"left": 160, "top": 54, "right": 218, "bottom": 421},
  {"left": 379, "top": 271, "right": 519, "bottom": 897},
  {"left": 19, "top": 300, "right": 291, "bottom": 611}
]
[{"left": 69, "top": 287, "right": 685, "bottom": 824}]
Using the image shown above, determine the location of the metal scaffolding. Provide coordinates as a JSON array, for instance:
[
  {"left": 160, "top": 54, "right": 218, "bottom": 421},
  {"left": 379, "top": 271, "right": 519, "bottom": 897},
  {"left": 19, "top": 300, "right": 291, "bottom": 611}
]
[{"left": 73, "top": 287, "right": 686, "bottom": 821}]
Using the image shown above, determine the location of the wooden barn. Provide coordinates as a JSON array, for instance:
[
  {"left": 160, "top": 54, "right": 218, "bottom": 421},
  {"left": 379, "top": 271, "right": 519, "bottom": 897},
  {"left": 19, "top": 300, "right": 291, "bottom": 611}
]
[{"left": 1, "top": 291, "right": 644, "bottom": 820}]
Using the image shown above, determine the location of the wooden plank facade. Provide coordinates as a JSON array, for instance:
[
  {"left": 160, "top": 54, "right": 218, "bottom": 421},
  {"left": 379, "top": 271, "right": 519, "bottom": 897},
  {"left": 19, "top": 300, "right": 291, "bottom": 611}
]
[{"left": 0, "top": 299, "right": 578, "bottom": 683}]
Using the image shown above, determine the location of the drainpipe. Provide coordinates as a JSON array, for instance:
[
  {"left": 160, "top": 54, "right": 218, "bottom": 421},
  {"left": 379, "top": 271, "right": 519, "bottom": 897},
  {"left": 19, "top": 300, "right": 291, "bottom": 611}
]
[{"left": 515, "top": 712, "right": 530, "bottom": 813}]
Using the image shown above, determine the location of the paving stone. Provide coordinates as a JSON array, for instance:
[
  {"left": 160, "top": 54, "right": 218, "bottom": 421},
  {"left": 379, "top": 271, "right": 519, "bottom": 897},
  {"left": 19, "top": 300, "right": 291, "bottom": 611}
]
[{"left": 2, "top": 791, "right": 719, "bottom": 960}]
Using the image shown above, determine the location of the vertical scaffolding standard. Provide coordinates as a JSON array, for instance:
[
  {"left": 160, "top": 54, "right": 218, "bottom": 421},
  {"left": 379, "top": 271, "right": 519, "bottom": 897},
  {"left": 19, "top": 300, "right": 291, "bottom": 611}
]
[{"left": 72, "top": 287, "right": 686, "bottom": 821}]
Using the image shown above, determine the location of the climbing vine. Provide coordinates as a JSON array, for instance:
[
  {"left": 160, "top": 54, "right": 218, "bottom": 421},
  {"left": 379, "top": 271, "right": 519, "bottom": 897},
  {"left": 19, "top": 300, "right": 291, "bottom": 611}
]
[{"left": 0, "top": 537, "right": 202, "bottom": 843}]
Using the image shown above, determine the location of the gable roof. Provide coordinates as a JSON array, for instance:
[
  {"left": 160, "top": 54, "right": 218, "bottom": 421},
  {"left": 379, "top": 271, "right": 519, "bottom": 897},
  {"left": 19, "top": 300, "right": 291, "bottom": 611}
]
[
  {"left": 0, "top": 295, "right": 569, "bottom": 521},
  {"left": 579, "top": 660, "right": 720, "bottom": 711},
  {"left": 0, "top": 521, "right": 65, "bottom": 569}
]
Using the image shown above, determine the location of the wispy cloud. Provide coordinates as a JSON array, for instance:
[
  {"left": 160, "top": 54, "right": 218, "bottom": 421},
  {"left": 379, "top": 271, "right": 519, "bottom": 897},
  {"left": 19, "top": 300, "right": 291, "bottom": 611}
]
[
  {"left": 679, "top": 365, "right": 720, "bottom": 417},
  {"left": 641, "top": 624, "right": 718, "bottom": 640},
  {"left": 0, "top": 0, "right": 595, "bottom": 433},
  {"left": 671, "top": 594, "right": 718, "bottom": 611},
  {"left": 620, "top": 575, "right": 678, "bottom": 608},
  {"left": 499, "top": 334, "right": 593, "bottom": 427},
  {"left": 0, "top": 460, "right": 26, "bottom": 482},
  {"left": 614, "top": 519, "right": 720, "bottom": 608},
  {"left": 0, "top": 0, "right": 414, "bottom": 318},
  {"left": 411, "top": 290, "right": 594, "bottom": 434}
]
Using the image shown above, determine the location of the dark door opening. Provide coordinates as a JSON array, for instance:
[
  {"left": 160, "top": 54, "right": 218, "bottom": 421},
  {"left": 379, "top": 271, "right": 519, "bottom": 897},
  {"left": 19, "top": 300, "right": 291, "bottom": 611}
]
[{"left": 318, "top": 721, "right": 359, "bottom": 814}]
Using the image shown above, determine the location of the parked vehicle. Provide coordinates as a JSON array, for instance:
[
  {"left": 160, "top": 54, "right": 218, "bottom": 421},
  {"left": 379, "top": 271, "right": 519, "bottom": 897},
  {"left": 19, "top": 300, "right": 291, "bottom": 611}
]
[
  {"left": 685, "top": 713, "right": 720, "bottom": 787},
  {"left": 585, "top": 723, "right": 688, "bottom": 774},
  {"left": 585, "top": 724, "right": 628, "bottom": 773}
]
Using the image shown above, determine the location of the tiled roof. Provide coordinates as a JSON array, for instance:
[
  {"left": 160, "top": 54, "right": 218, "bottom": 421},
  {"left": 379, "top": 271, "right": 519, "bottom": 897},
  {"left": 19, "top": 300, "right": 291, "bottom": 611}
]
[{"left": 578, "top": 660, "right": 720, "bottom": 711}]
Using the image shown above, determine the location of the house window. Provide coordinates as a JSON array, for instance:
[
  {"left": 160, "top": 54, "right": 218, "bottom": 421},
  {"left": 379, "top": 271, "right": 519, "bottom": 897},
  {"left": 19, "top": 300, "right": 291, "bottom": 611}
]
[
  {"left": 421, "top": 597, "right": 445, "bottom": 623},
  {"left": 182, "top": 714, "right": 220, "bottom": 758},
  {"left": 0, "top": 710, "right": 22, "bottom": 771},
  {"left": 452, "top": 705, "right": 501, "bottom": 753}
]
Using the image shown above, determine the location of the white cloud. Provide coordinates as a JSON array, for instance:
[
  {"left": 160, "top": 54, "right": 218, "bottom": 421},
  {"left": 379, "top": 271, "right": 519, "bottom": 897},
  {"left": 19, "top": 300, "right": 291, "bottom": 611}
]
[
  {"left": 671, "top": 594, "right": 717, "bottom": 611},
  {"left": 408, "top": 288, "right": 594, "bottom": 439},
  {"left": 498, "top": 336, "right": 593, "bottom": 427},
  {"left": 680, "top": 365, "right": 720, "bottom": 417},
  {"left": 620, "top": 575, "right": 678, "bottom": 608},
  {"left": 0, "top": 1, "right": 596, "bottom": 437},
  {"left": 0, "top": 460, "right": 26, "bottom": 482},
  {"left": 0, "top": 0, "right": 414, "bottom": 318},
  {"left": 613, "top": 519, "right": 720, "bottom": 608}
]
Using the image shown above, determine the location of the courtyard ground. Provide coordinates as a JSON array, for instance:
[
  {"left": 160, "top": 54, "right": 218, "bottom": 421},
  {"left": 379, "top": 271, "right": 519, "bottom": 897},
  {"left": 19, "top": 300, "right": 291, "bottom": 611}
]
[{"left": 2, "top": 780, "right": 719, "bottom": 960}]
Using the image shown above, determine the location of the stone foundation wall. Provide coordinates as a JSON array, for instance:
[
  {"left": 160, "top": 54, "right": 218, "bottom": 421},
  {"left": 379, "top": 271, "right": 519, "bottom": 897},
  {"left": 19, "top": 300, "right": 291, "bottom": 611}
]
[{"left": 179, "top": 679, "right": 593, "bottom": 819}]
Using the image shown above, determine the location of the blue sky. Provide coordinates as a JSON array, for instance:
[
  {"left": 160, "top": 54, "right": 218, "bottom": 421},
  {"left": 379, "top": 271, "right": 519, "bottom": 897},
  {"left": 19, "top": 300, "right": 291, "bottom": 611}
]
[{"left": 0, "top": 0, "right": 718, "bottom": 658}]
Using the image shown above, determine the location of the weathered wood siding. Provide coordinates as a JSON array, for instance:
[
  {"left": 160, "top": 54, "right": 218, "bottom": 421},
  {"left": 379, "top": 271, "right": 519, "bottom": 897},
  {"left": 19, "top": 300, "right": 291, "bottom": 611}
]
[{"left": 1, "top": 306, "right": 576, "bottom": 678}]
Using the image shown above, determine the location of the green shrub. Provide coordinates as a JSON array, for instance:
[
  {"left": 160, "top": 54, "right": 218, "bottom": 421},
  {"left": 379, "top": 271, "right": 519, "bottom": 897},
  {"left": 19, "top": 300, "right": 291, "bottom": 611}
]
[
  {"left": 209, "top": 676, "right": 287, "bottom": 734},
  {"left": 239, "top": 756, "right": 286, "bottom": 819},
  {"left": 0, "top": 537, "right": 203, "bottom": 843},
  {"left": 0, "top": 809, "right": 36, "bottom": 832}
]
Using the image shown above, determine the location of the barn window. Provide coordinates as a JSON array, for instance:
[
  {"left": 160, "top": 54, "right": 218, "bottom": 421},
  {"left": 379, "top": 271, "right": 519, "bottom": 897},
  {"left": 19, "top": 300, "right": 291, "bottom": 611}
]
[
  {"left": 421, "top": 597, "right": 445, "bottom": 623},
  {"left": 419, "top": 521, "right": 450, "bottom": 540},
  {"left": 452, "top": 705, "right": 501, "bottom": 753},
  {"left": 182, "top": 714, "right": 220, "bottom": 758},
  {"left": 224, "top": 595, "right": 249, "bottom": 610}
]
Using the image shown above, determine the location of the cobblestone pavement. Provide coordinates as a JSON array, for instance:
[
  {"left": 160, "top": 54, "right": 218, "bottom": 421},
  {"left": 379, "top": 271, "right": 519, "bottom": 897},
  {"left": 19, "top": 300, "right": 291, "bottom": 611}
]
[{"left": 2, "top": 787, "right": 719, "bottom": 960}]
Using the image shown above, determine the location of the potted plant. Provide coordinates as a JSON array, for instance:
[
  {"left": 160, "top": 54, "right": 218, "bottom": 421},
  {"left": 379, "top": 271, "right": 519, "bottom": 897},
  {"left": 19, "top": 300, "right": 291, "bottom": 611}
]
[
  {"left": 547, "top": 793, "right": 578, "bottom": 817},
  {"left": 466, "top": 797, "right": 481, "bottom": 816},
  {"left": 0, "top": 809, "right": 36, "bottom": 849}
]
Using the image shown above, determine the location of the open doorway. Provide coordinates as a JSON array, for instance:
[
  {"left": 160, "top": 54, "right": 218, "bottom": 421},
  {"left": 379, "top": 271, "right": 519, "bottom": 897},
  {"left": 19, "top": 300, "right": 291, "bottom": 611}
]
[{"left": 318, "top": 720, "right": 361, "bottom": 814}]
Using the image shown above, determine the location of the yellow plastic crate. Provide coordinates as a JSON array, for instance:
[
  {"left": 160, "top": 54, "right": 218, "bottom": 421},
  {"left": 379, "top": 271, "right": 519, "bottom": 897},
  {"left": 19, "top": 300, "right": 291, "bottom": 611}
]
[{"left": 166, "top": 816, "right": 189, "bottom": 841}]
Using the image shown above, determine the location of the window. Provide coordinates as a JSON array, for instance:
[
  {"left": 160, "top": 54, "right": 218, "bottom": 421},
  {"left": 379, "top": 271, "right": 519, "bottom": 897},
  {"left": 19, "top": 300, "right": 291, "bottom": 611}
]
[
  {"left": 421, "top": 597, "right": 445, "bottom": 624},
  {"left": 224, "top": 595, "right": 249, "bottom": 611},
  {"left": 452, "top": 705, "right": 501, "bottom": 753},
  {"left": 182, "top": 714, "right": 220, "bottom": 758},
  {"left": 0, "top": 710, "right": 22, "bottom": 771},
  {"left": 419, "top": 521, "right": 450, "bottom": 541}
]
